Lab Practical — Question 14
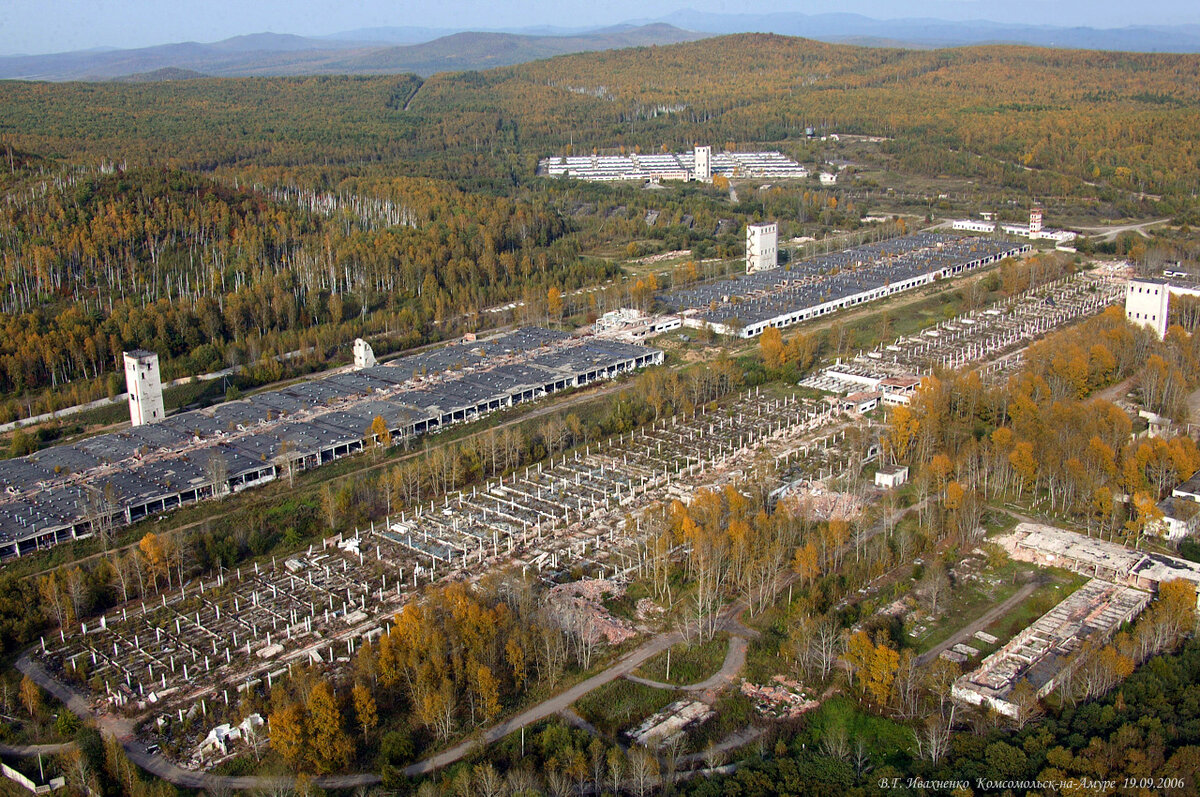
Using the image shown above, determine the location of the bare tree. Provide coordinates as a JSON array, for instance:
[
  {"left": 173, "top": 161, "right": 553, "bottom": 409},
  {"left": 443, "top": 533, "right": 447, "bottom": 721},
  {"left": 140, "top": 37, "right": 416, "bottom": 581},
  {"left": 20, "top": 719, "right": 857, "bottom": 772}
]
[
  {"left": 704, "top": 739, "right": 725, "bottom": 770},
  {"left": 506, "top": 768, "right": 541, "bottom": 797},
  {"left": 64, "top": 566, "right": 87, "bottom": 621},
  {"left": 244, "top": 720, "right": 266, "bottom": 762},
  {"left": 274, "top": 439, "right": 299, "bottom": 488},
  {"left": 109, "top": 553, "right": 133, "bottom": 603},
  {"left": 501, "top": 427, "right": 524, "bottom": 472},
  {"left": 627, "top": 746, "right": 659, "bottom": 797},
  {"left": 606, "top": 746, "right": 626, "bottom": 795},
  {"left": 892, "top": 650, "right": 922, "bottom": 719},
  {"left": 128, "top": 548, "right": 147, "bottom": 597},
  {"left": 918, "top": 562, "right": 951, "bottom": 617},
  {"left": 38, "top": 573, "right": 69, "bottom": 628},
  {"left": 84, "top": 482, "right": 120, "bottom": 552},
  {"left": 473, "top": 762, "right": 505, "bottom": 797},
  {"left": 853, "top": 737, "right": 873, "bottom": 776},
  {"left": 1008, "top": 679, "right": 1044, "bottom": 730},
  {"left": 913, "top": 708, "right": 954, "bottom": 765},
  {"left": 543, "top": 415, "right": 568, "bottom": 456},
  {"left": 811, "top": 615, "right": 844, "bottom": 682},
  {"left": 205, "top": 450, "right": 230, "bottom": 498}
]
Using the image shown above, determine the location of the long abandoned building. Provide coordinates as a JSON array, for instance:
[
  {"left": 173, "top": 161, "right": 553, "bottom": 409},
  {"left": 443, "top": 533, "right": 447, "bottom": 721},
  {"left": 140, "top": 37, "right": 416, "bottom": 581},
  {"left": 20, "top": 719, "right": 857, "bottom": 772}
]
[
  {"left": 799, "top": 270, "right": 1126, "bottom": 395},
  {"left": 657, "top": 233, "right": 1029, "bottom": 339},
  {"left": 0, "top": 328, "right": 663, "bottom": 559},
  {"left": 999, "top": 522, "right": 1200, "bottom": 604},
  {"left": 31, "top": 389, "right": 845, "bottom": 759},
  {"left": 952, "top": 578, "right": 1150, "bottom": 717},
  {"left": 952, "top": 521, "right": 1200, "bottom": 717},
  {"left": 538, "top": 148, "right": 808, "bottom": 182}
]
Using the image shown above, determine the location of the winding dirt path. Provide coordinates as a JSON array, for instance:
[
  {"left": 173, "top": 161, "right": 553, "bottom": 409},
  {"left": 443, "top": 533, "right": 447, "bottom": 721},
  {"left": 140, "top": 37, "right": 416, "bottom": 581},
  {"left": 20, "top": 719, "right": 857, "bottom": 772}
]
[
  {"left": 623, "top": 633, "right": 749, "bottom": 697},
  {"left": 13, "top": 467, "right": 925, "bottom": 789}
]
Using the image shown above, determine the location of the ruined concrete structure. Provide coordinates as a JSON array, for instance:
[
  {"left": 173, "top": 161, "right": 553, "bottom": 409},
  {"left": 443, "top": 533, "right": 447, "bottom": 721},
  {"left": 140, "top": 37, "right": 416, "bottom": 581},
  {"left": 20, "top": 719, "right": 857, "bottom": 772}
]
[{"left": 952, "top": 578, "right": 1149, "bottom": 717}]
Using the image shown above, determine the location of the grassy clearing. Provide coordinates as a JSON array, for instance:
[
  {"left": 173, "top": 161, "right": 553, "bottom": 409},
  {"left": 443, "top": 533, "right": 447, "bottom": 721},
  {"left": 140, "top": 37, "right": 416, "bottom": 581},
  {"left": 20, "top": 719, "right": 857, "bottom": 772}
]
[
  {"left": 796, "top": 696, "right": 913, "bottom": 764},
  {"left": 975, "top": 567, "right": 1091, "bottom": 654},
  {"left": 573, "top": 679, "right": 677, "bottom": 738},
  {"left": 911, "top": 557, "right": 1086, "bottom": 655},
  {"left": 634, "top": 635, "right": 728, "bottom": 686},
  {"left": 909, "top": 558, "right": 1036, "bottom": 654}
]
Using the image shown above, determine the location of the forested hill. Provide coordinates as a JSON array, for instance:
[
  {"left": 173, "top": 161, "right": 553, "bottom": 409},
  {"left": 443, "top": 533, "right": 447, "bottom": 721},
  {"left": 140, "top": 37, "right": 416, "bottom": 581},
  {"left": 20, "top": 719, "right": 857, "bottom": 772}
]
[
  {"left": 0, "top": 24, "right": 707, "bottom": 82},
  {"left": 1, "top": 34, "right": 1199, "bottom": 200}
]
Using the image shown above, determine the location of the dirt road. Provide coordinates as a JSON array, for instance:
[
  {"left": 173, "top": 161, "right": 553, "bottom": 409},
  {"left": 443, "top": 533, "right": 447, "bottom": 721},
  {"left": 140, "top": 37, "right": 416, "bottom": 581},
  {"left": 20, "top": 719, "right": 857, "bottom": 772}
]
[{"left": 914, "top": 575, "right": 1041, "bottom": 667}]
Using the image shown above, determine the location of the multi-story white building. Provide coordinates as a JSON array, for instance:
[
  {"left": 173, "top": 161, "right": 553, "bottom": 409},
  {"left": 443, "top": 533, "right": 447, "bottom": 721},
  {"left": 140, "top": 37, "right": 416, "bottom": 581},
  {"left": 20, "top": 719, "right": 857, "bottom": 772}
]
[
  {"left": 950, "top": 219, "right": 996, "bottom": 233},
  {"left": 124, "top": 350, "right": 165, "bottom": 426},
  {"left": 950, "top": 207, "right": 1076, "bottom": 243},
  {"left": 746, "top": 222, "right": 778, "bottom": 274},
  {"left": 1125, "top": 276, "right": 1200, "bottom": 339},
  {"left": 693, "top": 145, "right": 712, "bottom": 183},
  {"left": 539, "top": 149, "right": 807, "bottom": 182},
  {"left": 353, "top": 338, "right": 377, "bottom": 369}
]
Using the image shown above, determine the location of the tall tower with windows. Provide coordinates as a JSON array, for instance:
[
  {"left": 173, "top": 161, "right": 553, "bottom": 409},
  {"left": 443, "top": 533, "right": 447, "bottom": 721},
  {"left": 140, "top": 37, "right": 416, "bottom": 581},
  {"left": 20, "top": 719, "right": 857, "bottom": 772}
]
[
  {"left": 746, "top": 223, "right": 778, "bottom": 273},
  {"left": 693, "top": 145, "right": 712, "bottom": 182},
  {"left": 124, "top": 350, "right": 165, "bottom": 426}
]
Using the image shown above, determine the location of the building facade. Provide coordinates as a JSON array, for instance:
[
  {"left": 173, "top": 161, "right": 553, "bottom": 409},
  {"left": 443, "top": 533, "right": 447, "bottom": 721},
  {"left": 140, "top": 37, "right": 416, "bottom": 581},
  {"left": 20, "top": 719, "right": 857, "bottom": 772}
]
[
  {"left": 746, "top": 223, "right": 778, "bottom": 274},
  {"left": 1124, "top": 277, "right": 1200, "bottom": 339},
  {"left": 693, "top": 145, "right": 711, "bottom": 182},
  {"left": 124, "top": 350, "right": 165, "bottom": 427}
]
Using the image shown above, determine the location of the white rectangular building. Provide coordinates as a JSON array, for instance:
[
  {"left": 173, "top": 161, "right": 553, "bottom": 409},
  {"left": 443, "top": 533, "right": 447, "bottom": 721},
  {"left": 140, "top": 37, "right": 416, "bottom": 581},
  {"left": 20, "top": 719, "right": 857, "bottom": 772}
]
[
  {"left": 1125, "top": 276, "right": 1200, "bottom": 339},
  {"left": 746, "top": 223, "right": 778, "bottom": 274},
  {"left": 124, "top": 350, "right": 165, "bottom": 426},
  {"left": 874, "top": 464, "right": 909, "bottom": 489},
  {"left": 693, "top": 145, "right": 712, "bottom": 182}
]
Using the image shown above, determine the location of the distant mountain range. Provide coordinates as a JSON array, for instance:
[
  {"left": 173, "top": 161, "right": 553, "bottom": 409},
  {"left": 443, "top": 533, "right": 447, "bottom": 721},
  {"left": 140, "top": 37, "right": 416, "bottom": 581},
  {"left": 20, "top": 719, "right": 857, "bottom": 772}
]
[
  {"left": 2, "top": 12, "right": 1199, "bottom": 83},
  {"left": 646, "top": 10, "right": 1200, "bottom": 52},
  {"left": 0, "top": 24, "right": 707, "bottom": 82}
]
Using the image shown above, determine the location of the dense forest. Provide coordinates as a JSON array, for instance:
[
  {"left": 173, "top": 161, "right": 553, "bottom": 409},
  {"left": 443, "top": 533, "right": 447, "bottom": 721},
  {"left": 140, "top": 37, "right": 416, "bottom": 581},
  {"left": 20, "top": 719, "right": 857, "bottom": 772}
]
[
  {"left": 882, "top": 306, "right": 1200, "bottom": 543},
  {"left": 1, "top": 34, "right": 1198, "bottom": 414},
  {"left": 0, "top": 145, "right": 876, "bottom": 419},
  {"left": 0, "top": 162, "right": 612, "bottom": 412},
  {"left": 2, "top": 37, "right": 1199, "bottom": 201}
]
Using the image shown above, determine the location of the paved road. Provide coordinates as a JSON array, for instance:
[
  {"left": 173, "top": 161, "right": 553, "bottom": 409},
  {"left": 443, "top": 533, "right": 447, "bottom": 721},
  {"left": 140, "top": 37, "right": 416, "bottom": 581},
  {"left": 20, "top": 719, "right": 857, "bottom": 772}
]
[{"left": 915, "top": 576, "right": 1041, "bottom": 667}]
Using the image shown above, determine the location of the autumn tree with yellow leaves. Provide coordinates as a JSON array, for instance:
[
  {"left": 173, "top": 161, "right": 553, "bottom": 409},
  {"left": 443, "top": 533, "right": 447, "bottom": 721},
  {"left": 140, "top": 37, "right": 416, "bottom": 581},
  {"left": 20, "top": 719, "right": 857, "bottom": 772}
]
[{"left": 888, "top": 306, "right": 1200, "bottom": 538}]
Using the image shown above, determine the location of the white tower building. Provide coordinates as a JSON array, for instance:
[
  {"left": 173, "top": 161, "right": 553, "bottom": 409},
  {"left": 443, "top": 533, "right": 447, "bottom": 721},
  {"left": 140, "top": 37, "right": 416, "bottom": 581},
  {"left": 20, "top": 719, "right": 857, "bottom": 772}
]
[
  {"left": 693, "top": 145, "right": 712, "bottom": 183},
  {"left": 746, "top": 223, "right": 778, "bottom": 274},
  {"left": 1125, "top": 278, "right": 1200, "bottom": 340},
  {"left": 353, "top": 338, "right": 377, "bottom": 369},
  {"left": 1029, "top": 207, "right": 1043, "bottom": 234},
  {"left": 124, "top": 350, "right": 165, "bottom": 426}
]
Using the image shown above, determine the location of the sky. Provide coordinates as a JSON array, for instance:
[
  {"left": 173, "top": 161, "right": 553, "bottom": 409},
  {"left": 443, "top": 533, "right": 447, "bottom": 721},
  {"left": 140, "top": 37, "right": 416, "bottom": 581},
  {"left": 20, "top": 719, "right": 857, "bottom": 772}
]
[{"left": 2, "top": 0, "right": 1198, "bottom": 56}]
